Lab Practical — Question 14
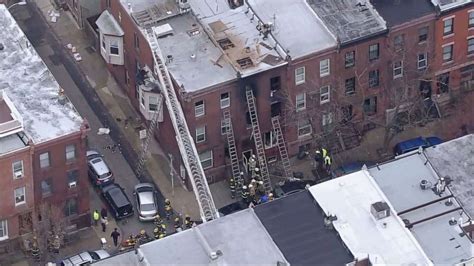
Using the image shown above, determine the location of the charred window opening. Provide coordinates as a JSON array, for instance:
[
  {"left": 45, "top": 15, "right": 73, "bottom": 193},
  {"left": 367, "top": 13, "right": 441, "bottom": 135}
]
[
  {"left": 271, "top": 102, "right": 281, "bottom": 117},
  {"left": 341, "top": 105, "right": 353, "bottom": 122},
  {"left": 419, "top": 80, "right": 432, "bottom": 98},
  {"left": 437, "top": 73, "right": 450, "bottom": 94},
  {"left": 236, "top": 57, "right": 254, "bottom": 69},
  {"left": 218, "top": 38, "right": 235, "bottom": 50},
  {"left": 363, "top": 96, "right": 377, "bottom": 116},
  {"left": 245, "top": 111, "right": 252, "bottom": 127},
  {"left": 270, "top": 76, "right": 281, "bottom": 92}
]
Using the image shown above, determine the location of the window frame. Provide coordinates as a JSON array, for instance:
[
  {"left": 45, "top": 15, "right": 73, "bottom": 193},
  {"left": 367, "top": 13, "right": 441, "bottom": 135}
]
[
  {"left": 194, "top": 100, "right": 205, "bottom": 117},
  {"left": 320, "top": 85, "right": 330, "bottom": 104},
  {"left": 109, "top": 39, "right": 119, "bottom": 55},
  {"left": 369, "top": 43, "right": 379, "bottom": 61},
  {"left": 295, "top": 67, "right": 305, "bottom": 85},
  {"left": 393, "top": 34, "right": 404, "bottom": 50},
  {"left": 264, "top": 131, "right": 277, "bottom": 149},
  {"left": 14, "top": 187, "right": 26, "bottom": 206},
  {"left": 469, "top": 11, "right": 474, "bottom": 28},
  {"left": 442, "top": 44, "right": 454, "bottom": 62},
  {"left": 297, "top": 119, "right": 312, "bottom": 137},
  {"left": 199, "top": 150, "right": 213, "bottom": 169},
  {"left": 67, "top": 169, "right": 79, "bottom": 188},
  {"left": 393, "top": 61, "right": 403, "bottom": 79},
  {"left": 319, "top": 59, "right": 330, "bottom": 77},
  {"left": 221, "top": 119, "right": 229, "bottom": 135},
  {"left": 41, "top": 179, "right": 53, "bottom": 198},
  {"left": 39, "top": 152, "right": 50, "bottom": 168},
  {"left": 12, "top": 160, "right": 23, "bottom": 179},
  {"left": 65, "top": 144, "right": 76, "bottom": 161},
  {"left": 295, "top": 92, "right": 306, "bottom": 111},
  {"left": 0, "top": 220, "right": 7, "bottom": 241},
  {"left": 148, "top": 95, "right": 159, "bottom": 112},
  {"left": 322, "top": 112, "right": 333, "bottom": 127},
  {"left": 418, "top": 52, "right": 428, "bottom": 69},
  {"left": 418, "top": 27, "right": 428, "bottom": 43},
  {"left": 345, "top": 51, "right": 355, "bottom": 68},
  {"left": 345, "top": 77, "right": 356, "bottom": 95},
  {"left": 369, "top": 69, "right": 380, "bottom": 88},
  {"left": 220, "top": 92, "right": 230, "bottom": 109},
  {"left": 65, "top": 198, "right": 78, "bottom": 217},
  {"left": 195, "top": 125, "right": 206, "bottom": 143},
  {"left": 468, "top": 37, "right": 474, "bottom": 55},
  {"left": 443, "top": 17, "right": 454, "bottom": 36}
]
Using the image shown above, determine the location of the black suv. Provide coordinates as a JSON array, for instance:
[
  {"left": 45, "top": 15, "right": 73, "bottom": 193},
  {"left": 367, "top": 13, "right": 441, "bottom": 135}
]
[{"left": 101, "top": 184, "right": 134, "bottom": 220}]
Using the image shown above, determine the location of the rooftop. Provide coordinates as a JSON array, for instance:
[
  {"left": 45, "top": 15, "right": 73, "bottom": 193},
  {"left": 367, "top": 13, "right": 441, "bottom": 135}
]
[
  {"left": 307, "top": 0, "right": 387, "bottom": 45},
  {"left": 309, "top": 171, "right": 431, "bottom": 265},
  {"left": 94, "top": 208, "right": 288, "bottom": 265},
  {"left": 0, "top": 133, "right": 28, "bottom": 155},
  {"left": 371, "top": 0, "right": 435, "bottom": 27},
  {"left": 96, "top": 10, "right": 124, "bottom": 36},
  {"left": 254, "top": 190, "right": 354, "bottom": 265},
  {"left": 188, "top": 0, "right": 231, "bottom": 18},
  {"left": 247, "top": 0, "right": 337, "bottom": 60},
  {"left": 0, "top": 5, "right": 83, "bottom": 143},
  {"left": 154, "top": 13, "right": 237, "bottom": 92},
  {"left": 0, "top": 90, "right": 23, "bottom": 138},
  {"left": 128, "top": 0, "right": 180, "bottom": 27},
  {"left": 369, "top": 149, "right": 473, "bottom": 264},
  {"left": 431, "top": 0, "right": 474, "bottom": 12}
]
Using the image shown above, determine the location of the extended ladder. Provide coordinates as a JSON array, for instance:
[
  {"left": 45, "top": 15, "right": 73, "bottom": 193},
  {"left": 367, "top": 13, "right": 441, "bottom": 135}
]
[
  {"left": 145, "top": 27, "right": 219, "bottom": 222},
  {"left": 245, "top": 87, "right": 271, "bottom": 193},
  {"left": 271, "top": 116, "right": 292, "bottom": 179},
  {"left": 223, "top": 110, "right": 242, "bottom": 194},
  {"left": 136, "top": 97, "right": 163, "bottom": 179}
]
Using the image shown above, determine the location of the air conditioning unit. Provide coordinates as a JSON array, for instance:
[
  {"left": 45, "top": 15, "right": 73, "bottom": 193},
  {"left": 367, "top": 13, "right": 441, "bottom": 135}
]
[
  {"left": 68, "top": 181, "right": 77, "bottom": 188},
  {"left": 370, "top": 201, "right": 390, "bottom": 220},
  {"left": 14, "top": 171, "right": 23, "bottom": 178},
  {"left": 178, "top": 0, "right": 190, "bottom": 10}
]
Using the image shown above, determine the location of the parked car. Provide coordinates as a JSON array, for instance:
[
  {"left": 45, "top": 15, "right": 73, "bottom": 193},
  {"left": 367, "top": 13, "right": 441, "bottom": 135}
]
[
  {"left": 59, "top": 249, "right": 110, "bottom": 266},
  {"left": 393, "top": 136, "right": 443, "bottom": 155},
  {"left": 134, "top": 183, "right": 159, "bottom": 221},
  {"left": 333, "top": 161, "right": 375, "bottom": 177},
  {"left": 86, "top": 150, "right": 113, "bottom": 187},
  {"left": 102, "top": 184, "right": 134, "bottom": 219}
]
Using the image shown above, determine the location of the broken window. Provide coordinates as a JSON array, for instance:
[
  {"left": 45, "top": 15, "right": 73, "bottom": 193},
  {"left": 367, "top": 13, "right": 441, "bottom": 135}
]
[
  {"left": 437, "top": 73, "right": 450, "bottom": 94},
  {"left": 419, "top": 80, "right": 432, "bottom": 98},
  {"left": 418, "top": 53, "right": 428, "bottom": 70},
  {"left": 271, "top": 102, "right": 281, "bottom": 117},
  {"left": 363, "top": 97, "right": 377, "bottom": 115},
  {"left": 418, "top": 26, "right": 428, "bottom": 43},
  {"left": 264, "top": 131, "right": 277, "bottom": 149},
  {"left": 245, "top": 111, "right": 252, "bottom": 127},
  {"left": 369, "top": 69, "right": 380, "bottom": 88},
  {"left": 345, "top": 51, "right": 355, "bottom": 68},
  {"left": 345, "top": 77, "right": 356, "bottom": 95},
  {"left": 369, "top": 43, "right": 379, "bottom": 61},
  {"left": 270, "top": 76, "right": 281, "bottom": 92},
  {"left": 341, "top": 105, "right": 353, "bottom": 122},
  {"left": 217, "top": 38, "right": 235, "bottom": 50},
  {"left": 322, "top": 112, "right": 333, "bottom": 127},
  {"left": 236, "top": 57, "right": 253, "bottom": 69}
]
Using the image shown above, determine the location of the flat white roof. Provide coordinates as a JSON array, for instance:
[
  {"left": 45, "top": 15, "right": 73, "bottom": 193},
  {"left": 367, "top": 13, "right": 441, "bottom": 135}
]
[
  {"left": 0, "top": 5, "right": 83, "bottom": 144},
  {"left": 309, "top": 171, "right": 431, "bottom": 265},
  {"left": 431, "top": 0, "right": 474, "bottom": 11},
  {"left": 247, "top": 0, "right": 337, "bottom": 60}
]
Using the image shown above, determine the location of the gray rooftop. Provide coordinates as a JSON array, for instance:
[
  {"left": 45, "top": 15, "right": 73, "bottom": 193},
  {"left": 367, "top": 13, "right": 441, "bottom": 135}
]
[
  {"left": 431, "top": 0, "right": 474, "bottom": 11},
  {"left": 0, "top": 133, "right": 28, "bottom": 155},
  {"left": 247, "top": 0, "right": 337, "bottom": 60},
  {"left": 128, "top": 0, "right": 180, "bottom": 27},
  {"left": 371, "top": 0, "right": 435, "bottom": 27},
  {"left": 369, "top": 150, "right": 474, "bottom": 265},
  {"left": 424, "top": 134, "right": 474, "bottom": 218},
  {"left": 0, "top": 5, "right": 83, "bottom": 144},
  {"left": 188, "top": 0, "right": 231, "bottom": 18},
  {"left": 94, "top": 208, "right": 288, "bottom": 265},
  {"left": 154, "top": 13, "right": 237, "bottom": 92},
  {"left": 96, "top": 10, "right": 124, "bottom": 36},
  {"left": 307, "top": 0, "right": 387, "bottom": 45}
]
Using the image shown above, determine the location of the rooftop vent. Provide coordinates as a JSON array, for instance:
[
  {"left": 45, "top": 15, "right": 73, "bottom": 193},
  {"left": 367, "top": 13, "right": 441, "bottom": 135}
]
[
  {"left": 209, "top": 250, "right": 223, "bottom": 260},
  {"left": 217, "top": 38, "right": 235, "bottom": 50},
  {"left": 370, "top": 201, "right": 390, "bottom": 220},
  {"left": 236, "top": 57, "right": 253, "bottom": 69},
  {"left": 420, "top": 179, "right": 431, "bottom": 190}
]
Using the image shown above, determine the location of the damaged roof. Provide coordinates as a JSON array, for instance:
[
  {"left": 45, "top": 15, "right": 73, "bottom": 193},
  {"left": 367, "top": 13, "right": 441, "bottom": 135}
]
[
  {"left": 96, "top": 10, "right": 124, "bottom": 36},
  {"left": 371, "top": 0, "right": 435, "bottom": 27}
]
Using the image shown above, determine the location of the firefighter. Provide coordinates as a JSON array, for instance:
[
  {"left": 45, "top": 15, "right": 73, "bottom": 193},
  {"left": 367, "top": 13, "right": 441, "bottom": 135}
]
[
  {"left": 248, "top": 184, "right": 256, "bottom": 200},
  {"left": 241, "top": 185, "right": 250, "bottom": 203},
  {"left": 184, "top": 215, "right": 192, "bottom": 229},
  {"left": 51, "top": 235, "right": 60, "bottom": 253},
  {"left": 324, "top": 155, "right": 332, "bottom": 173},
  {"left": 154, "top": 215, "right": 163, "bottom": 227},
  {"left": 253, "top": 167, "right": 261, "bottom": 180},
  {"left": 229, "top": 178, "right": 236, "bottom": 198},
  {"left": 164, "top": 199, "right": 173, "bottom": 220},
  {"left": 256, "top": 180, "right": 265, "bottom": 195},
  {"left": 31, "top": 236, "right": 40, "bottom": 261},
  {"left": 248, "top": 155, "right": 257, "bottom": 176},
  {"left": 268, "top": 193, "right": 274, "bottom": 201},
  {"left": 174, "top": 217, "right": 182, "bottom": 232}
]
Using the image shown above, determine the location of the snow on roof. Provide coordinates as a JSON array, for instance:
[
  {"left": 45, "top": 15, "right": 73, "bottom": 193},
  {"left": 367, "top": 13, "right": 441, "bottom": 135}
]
[
  {"left": 309, "top": 170, "right": 432, "bottom": 265},
  {"left": 369, "top": 149, "right": 474, "bottom": 264},
  {"left": 94, "top": 208, "right": 288, "bottom": 265},
  {"left": 0, "top": 5, "right": 83, "bottom": 144},
  {"left": 431, "top": 0, "right": 474, "bottom": 12},
  {"left": 96, "top": 10, "right": 124, "bottom": 36},
  {"left": 247, "top": 0, "right": 337, "bottom": 60},
  {"left": 307, "top": 0, "right": 387, "bottom": 45}
]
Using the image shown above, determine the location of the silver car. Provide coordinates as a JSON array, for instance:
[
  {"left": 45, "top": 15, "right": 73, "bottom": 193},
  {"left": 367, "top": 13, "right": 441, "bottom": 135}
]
[
  {"left": 134, "top": 183, "right": 158, "bottom": 221},
  {"left": 60, "top": 249, "right": 110, "bottom": 266},
  {"left": 86, "top": 150, "right": 114, "bottom": 187}
]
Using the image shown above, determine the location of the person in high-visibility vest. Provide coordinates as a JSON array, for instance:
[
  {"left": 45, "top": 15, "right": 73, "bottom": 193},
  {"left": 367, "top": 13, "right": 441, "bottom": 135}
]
[
  {"left": 229, "top": 178, "right": 236, "bottom": 198},
  {"left": 92, "top": 210, "right": 100, "bottom": 226},
  {"left": 324, "top": 155, "right": 332, "bottom": 172}
]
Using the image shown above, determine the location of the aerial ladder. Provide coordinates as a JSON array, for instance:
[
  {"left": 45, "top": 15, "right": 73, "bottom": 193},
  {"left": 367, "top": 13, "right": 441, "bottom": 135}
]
[
  {"left": 223, "top": 109, "right": 243, "bottom": 194},
  {"left": 271, "top": 116, "right": 293, "bottom": 179},
  {"left": 245, "top": 87, "right": 272, "bottom": 193},
  {"left": 144, "top": 27, "right": 219, "bottom": 222}
]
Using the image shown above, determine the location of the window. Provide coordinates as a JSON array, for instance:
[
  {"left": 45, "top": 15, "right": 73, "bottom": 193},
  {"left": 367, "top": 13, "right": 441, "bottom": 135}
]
[
  {"left": 67, "top": 170, "right": 78, "bottom": 188},
  {"left": 363, "top": 97, "right": 377, "bottom": 115},
  {"left": 418, "top": 53, "right": 428, "bottom": 69},
  {"left": 110, "top": 40, "right": 119, "bottom": 55},
  {"left": 221, "top": 119, "right": 229, "bottom": 135},
  {"left": 0, "top": 220, "right": 7, "bottom": 240},
  {"left": 149, "top": 96, "right": 159, "bottom": 111},
  {"left": 134, "top": 32, "right": 140, "bottom": 50},
  {"left": 345, "top": 51, "right": 355, "bottom": 68},
  {"left": 106, "top": 0, "right": 111, "bottom": 8},
  {"left": 443, "top": 44, "right": 453, "bottom": 62},
  {"left": 194, "top": 100, "right": 205, "bottom": 117},
  {"left": 297, "top": 119, "right": 312, "bottom": 137},
  {"left": 12, "top": 160, "right": 23, "bottom": 179},
  {"left": 264, "top": 131, "right": 277, "bottom": 149},
  {"left": 199, "top": 150, "right": 213, "bottom": 169},
  {"left": 468, "top": 38, "right": 474, "bottom": 55},
  {"left": 469, "top": 12, "right": 474, "bottom": 28},
  {"left": 443, "top": 18, "right": 454, "bottom": 36},
  {"left": 393, "top": 61, "right": 403, "bottom": 79},
  {"left": 345, "top": 77, "right": 356, "bottom": 94},
  {"left": 270, "top": 76, "right": 281, "bottom": 92},
  {"left": 369, "top": 43, "right": 379, "bottom": 61},
  {"left": 418, "top": 27, "right": 428, "bottom": 43},
  {"left": 41, "top": 179, "right": 52, "bottom": 197},
  {"left": 64, "top": 198, "right": 77, "bottom": 217},
  {"left": 393, "top": 34, "right": 404, "bottom": 50},
  {"left": 437, "top": 73, "right": 450, "bottom": 94},
  {"left": 66, "top": 144, "right": 76, "bottom": 161},
  {"left": 295, "top": 67, "right": 305, "bottom": 85},
  {"left": 220, "top": 92, "right": 230, "bottom": 109},
  {"left": 295, "top": 93, "right": 306, "bottom": 111},
  {"left": 320, "top": 59, "right": 330, "bottom": 77},
  {"left": 271, "top": 102, "right": 281, "bottom": 117},
  {"left": 195, "top": 126, "right": 206, "bottom": 143},
  {"left": 320, "top": 86, "right": 330, "bottom": 104},
  {"left": 322, "top": 113, "right": 333, "bottom": 126},
  {"left": 39, "top": 152, "right": 50, "bottom": 168},
  {"left": 341, "top": 105, "right": 353, "bottom": 121},
  {"left": 101, "top": 37, "right": 106, "bottom": 50},
  {"left": 369, "top": 69, "right": 380, "bottom": 87},
  {"left": 14, "top": 187, "right": 25, "bottom": 206}
]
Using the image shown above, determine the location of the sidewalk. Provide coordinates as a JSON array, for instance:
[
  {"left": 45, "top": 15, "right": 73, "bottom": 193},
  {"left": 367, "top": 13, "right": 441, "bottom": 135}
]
[{"left": 32, "top": 0, "right": 234, "bottom": 221}]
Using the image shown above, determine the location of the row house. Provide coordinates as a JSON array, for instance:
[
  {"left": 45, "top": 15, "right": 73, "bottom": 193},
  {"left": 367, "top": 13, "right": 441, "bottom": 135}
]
[{"left": 0, "top": 5, "right": 90, "bottom": 258}]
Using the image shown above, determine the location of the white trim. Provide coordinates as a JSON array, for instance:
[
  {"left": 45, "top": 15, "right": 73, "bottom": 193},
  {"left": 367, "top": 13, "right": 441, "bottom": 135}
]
[
  {"left": 441, "top": 42, "right": 455, "bottom": 47},
  {"left": 442, "top": 15, "right": 455, "bottom": 21},
  {"left": 194, "top": 100, "right": 205, "bottom": 117},
  {"left": 297, "top": 119, "right": 312, "bottom": 137},
  {"left": 319, "top": 59, "right": 330, "bottom": 77},
  {"left": 320, "top": 85, "right": 330, "bottom": 104},
  {"left": 393, "top": 60, "right": 403, "bottom": 79},
  {"left": 12, "top": 160, "right": 24, "bottom": 179},
  {"left": 220, "top": 92, "right": 230, "bottom": 109},
  {"left": 0, "top": 220, "right": 8, "bottom": 241},
  {"left": 199, "top": 150, "right": 213, "bottom": 169},
  {"left": 195, "top": 125, "right": 206, "bottom": 143},
  {"left": 417, "top": 52, "right": 428, "bottom": 70},
  {"left": 295, "top": 67, "right": 305, "bottom": 85},
  {"left": 14, "top": 186, "right": 26, "bottom": 206},
  {"left": 295, "top": 92, "right": 306, "bottom": 111}
]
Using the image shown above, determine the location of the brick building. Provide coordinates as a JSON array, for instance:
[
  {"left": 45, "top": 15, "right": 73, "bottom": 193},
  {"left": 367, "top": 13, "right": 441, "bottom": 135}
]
[
  {"left": 0, "top": 4, "right": 90, "bottom": 254},
  {"left": 93, "top": 0, "right": 473, "bottom": 187}
]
